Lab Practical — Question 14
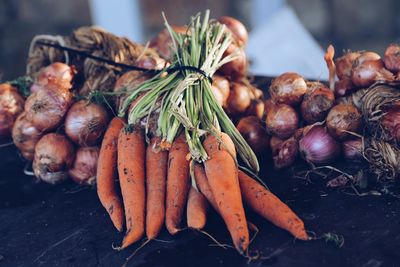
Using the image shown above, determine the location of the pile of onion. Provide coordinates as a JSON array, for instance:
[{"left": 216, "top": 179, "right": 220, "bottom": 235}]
[
  {"left": 69, "top": 146, "right": 100, "bottom": 185},
  {"left": 0, "top": 83, "right": 25, "bottom": 138},
  {"left": 65, "top": 100, "right": 110, "bottom": 146},
  {"left": 33, "top": 133, "right": 75, "bottom": 184},
  {"left": 227, "top": 82, "right": 252, "bottom": 115}
]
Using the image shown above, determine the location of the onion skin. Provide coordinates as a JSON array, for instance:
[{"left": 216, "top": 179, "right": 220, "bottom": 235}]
[
  {"left": 69, "top": 146, "right": 99, "bottom": 185},
  {"left": 217, "top": 16, "right": 248, "bottom": 47},
  {"left": 334, "top": 78, "right": 356, "bottom": 97},
  {"left": 299, "top": 126, "right": 340, "bottom": 165},
  {"left": 381, "top": 106, "right": 400, "bottom": 142},
  {"left": 335, "top": 51, "right": 361, "bottom": 79},
  {"left": 237, "top": 116, "right": 270, "bottom": 155},
  {"left": 326, "top": 103, "right": 362, "bottom": 141},
  {"left": 342, "top": 138, "right": 363, "bottom": 161},
  {"left": 269, "top": 72, "right": 307, "bottom": 106},
  {"left": 273, "top": 137, "right": 298, "bottom": 169},
  {"left": 301, "top": 82, "right": 335, "bottom": 124},
  {"left": 351, "top": 52, "right": 394, "bottom": 87},
  {"left": 265, "top": 103, "right": 299, "bottom": 139},
  {"left": 24, "top": 85, "right": 73, "bottom": 131},
  {"left": 33, "top": 133, "right": 75, "bottom": 184},
  {"left": 384, "top": 44, "right": 400, "bottom": 73},
  {"left": 0, "top": 84, "right": 25, "bottom": 137},
  {"left": 65, "top": 100, "right": 110, "bottom": 146},
  {"left": 227, "top": 82, "right": 251, "bottom": 115},
  {"left": 12, "top": 112, "right": 43, "bottom": 160},
  {"left": 211, "top": 85, "right": 225, "bottom": 107},
  {"left": 219, "top": 44, "right": 247, "bottom": 79}
]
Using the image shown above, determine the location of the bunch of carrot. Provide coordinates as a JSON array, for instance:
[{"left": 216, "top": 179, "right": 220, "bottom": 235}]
[{"left": 97, "top": 120, "right": 309, "bottom": 253}]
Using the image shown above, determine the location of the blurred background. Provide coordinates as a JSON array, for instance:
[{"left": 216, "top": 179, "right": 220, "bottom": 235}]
[{"left": 0, "top": 0, "right": 399, "bottom": 81}]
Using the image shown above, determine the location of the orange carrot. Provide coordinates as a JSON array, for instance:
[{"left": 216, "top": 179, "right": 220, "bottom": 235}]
[
  {"left": 203, "top": 132, "right": 249, "bottom": 254},
  {"left": 97, "top": 117, "right": 125, "bottom": 232},
  {"left": 193, "top": 163, "right": 219, "bottom": 212},
  {"left": 118, "top": 127, "right": 146, "bottom": 249},
  {"left": 146, "top": 136, "right": 168, "bottom": 239},
  {"left": 238, "top": 170, "right": 309, "bottom": 240},
  {"left": 187, "top": 186, "right": 208, "bottom": 230},
  {"left": 165, "top": 134, "right": 190, "bottom": 235}
]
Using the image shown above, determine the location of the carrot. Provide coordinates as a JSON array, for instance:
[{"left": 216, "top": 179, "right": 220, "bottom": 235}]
[
  {"left": 187, "top": 186, "right": 208, "bottom": 230},
  {"left": 203, "top": 132, "right": 249, "bottom": 254},
  {"left": 193, "top": 163, "right": 219, "bottom": 212},
  {"left": 165, "top": 134, "right": 190, "bottom": 235},
  {"left": 145, "top": 136, "right": 168, "bottom": 239},
  {"left": 238, "top": 170, "right": 309, "bottom": 240},
  {"left": 118, "top": 126, "right": 146, "bottom": 249},
  {"left": 97, "top": 117, "right": 125, "bottom": 232}
]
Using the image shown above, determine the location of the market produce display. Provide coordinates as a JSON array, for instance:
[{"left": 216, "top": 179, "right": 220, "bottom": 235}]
[{"left": 1, "top": 9, "right": 400, "bottom": 263}]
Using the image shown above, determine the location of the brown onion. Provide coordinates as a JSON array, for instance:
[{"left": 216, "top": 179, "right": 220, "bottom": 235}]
[
  {"left": 217, "top": 16, "right": 248, "bottom": 47},
  {"left": 24, "top": 85, "right": 73, "bottom": 131},
  {"left": 36, "top": 62, "right": 75, "bottom": 88},
  {"left": 0, "top": 83, "right": 25, "bottom": 137},
  {"left": 342, "top": 138, "right": 363, "bottom": 161},
  {"left": 270, "top": 136, "right": 283, "bottom": 155},
  {"left": 265, "top": 103, "right": 299, "bottom": 139},
  {"left": 246, "top": 99, "right": 265, "bottom": 119},
  {"left": 269, "top": 72, "right": 307, "bottom": 106},
  {"left": 334, "top": 78, "right": 356, "bottom": 97},
  {"left": 236, "top": 116, "right": 270, "bottom": 155},
  {"left": 273, "top": 137, "right": 298, "bottom": 169},
  {"left": 114, "top": 70, "right": 150, "bottom": 110},
  {"left": 211, "top": 85, "right": 225, "bottom": 107},
  {"left": 212, "top": 75, "right": 230, "bottom": 107},
  {"left": 65, "top": 100, "right": 110, "bottom": 146},
  {"left": 227, "top": 82, "right": 251, "bottom": 115},
  {"left": 381, "top": 106, "right": 400, "bottom": 142},
  {"left": 12, "top": 112, "right": 43, "bottom": 160},
  {"left": 384, "top": 44, "right": 400, "bottom": 73},
  {"left": 69, "top": 146, "right": 99, "bottom": 185},
  {"left": 301, "top": 82, "right": 335, "bottom": 124},
  {"left": 299, "top": 126, "right": 340, "bottom": 164},
  {"left": 149, "top": 25, "right": 188, "bottom": 60},
  {"left": 351, "top": 51, "right": 394, "bottom": 87},
  {"left": 219, "top": 44, "right": 247, "bottom": 79},
  {"left": 326, "top": 103, "right": 362, "bottom": 140},
  {"left": 335, "top": 51, "right": 361, "bottom": 79},
  {"left": 33, "top": 133, "right": 75, "bottom": 184}
]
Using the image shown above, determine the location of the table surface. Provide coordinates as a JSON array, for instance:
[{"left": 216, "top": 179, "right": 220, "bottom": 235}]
[{"left": 1, "top": 77, "right": 400, "bottom": 267}]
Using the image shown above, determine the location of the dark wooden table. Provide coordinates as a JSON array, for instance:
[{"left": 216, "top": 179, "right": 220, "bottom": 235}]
[{"left": 1, "top": 77, "right": 400, "bottom": 267}]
